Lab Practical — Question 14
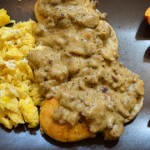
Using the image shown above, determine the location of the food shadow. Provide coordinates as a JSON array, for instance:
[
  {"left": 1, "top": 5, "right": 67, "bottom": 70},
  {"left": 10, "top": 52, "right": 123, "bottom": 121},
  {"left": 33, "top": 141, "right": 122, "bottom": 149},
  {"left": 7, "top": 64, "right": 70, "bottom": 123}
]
[
  {"left": 147, "top": 119, "right": 150, "bottom": 128},
  {"left": 135, "top": 18, "right": 150, "bottom": 40},
  {"left": 42, "top": 132, "right": 119, "bottom": 149},
  {"left": 0, "top": 123, "right": 40, "bottom": 135},
  {"left": 144, "top": 46, "right": 150, "bottom": 63}
]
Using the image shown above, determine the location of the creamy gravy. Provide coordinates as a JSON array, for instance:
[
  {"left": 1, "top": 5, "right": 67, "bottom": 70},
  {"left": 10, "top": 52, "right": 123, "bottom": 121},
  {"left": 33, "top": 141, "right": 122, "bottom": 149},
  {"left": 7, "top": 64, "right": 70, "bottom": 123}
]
[{"left": 27, "top": 0, "right": 144, "bottom": 140}]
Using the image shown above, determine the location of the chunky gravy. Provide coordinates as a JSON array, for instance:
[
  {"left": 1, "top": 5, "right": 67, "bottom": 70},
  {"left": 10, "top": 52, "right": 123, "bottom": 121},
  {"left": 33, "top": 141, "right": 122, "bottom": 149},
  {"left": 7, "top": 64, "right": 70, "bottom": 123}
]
[{"left": 27, "top": 0, "right": 144, "bottom": 140}]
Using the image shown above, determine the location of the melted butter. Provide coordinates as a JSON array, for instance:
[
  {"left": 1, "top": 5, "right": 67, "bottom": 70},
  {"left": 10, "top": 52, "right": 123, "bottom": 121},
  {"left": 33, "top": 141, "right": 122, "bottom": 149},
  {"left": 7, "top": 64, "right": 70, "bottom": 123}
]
[{"left": 27, "top": 0, "right": 144, "bottom": 140}]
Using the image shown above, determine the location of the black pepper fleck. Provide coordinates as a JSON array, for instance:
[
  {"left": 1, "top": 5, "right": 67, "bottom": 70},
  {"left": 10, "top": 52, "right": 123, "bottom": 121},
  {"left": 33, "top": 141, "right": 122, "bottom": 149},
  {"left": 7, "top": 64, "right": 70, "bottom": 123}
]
[{"left": 101, "top": 87, "right": 108, "bottom": 93}]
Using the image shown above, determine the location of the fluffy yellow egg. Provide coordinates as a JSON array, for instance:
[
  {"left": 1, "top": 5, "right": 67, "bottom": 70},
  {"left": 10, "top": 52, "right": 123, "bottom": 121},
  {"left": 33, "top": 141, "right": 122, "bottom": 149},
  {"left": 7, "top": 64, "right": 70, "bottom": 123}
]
[
  {"left": 0, "top": 12, "right": 43, "bottom": 129},
  {"left": 0, "top": 9, "right": 10, "bottom": 27}
]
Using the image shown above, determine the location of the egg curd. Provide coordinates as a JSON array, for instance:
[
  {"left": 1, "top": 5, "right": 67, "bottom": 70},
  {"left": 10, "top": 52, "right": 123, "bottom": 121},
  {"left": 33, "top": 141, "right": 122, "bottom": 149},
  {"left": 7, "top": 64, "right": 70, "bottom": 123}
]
[
  {"left": 0, "top": 9, "right": 10, "bottom": 27},
  {"left": 0, "top": 11, "right": 43, "bottom": 129}
]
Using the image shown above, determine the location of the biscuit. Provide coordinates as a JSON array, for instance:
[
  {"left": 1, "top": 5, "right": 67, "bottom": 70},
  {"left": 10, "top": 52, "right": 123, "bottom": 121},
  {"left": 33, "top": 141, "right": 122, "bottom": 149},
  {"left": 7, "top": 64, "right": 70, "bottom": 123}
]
[{"left": 40, "top": 99, "right": 95, "bottom": 142}]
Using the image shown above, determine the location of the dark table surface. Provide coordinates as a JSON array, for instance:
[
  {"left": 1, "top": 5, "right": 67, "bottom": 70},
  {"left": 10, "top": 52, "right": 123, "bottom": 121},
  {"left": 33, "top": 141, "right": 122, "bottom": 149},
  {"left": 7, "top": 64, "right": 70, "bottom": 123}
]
[{"left": 0, "top": 0, "right": 150, "bottom": 150}]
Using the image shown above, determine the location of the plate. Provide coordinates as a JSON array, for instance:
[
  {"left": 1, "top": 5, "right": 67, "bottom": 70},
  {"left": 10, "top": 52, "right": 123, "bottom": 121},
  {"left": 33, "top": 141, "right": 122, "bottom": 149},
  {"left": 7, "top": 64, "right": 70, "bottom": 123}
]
[{"left": 0, "top": 0, "right": 150, "bottom": 149}]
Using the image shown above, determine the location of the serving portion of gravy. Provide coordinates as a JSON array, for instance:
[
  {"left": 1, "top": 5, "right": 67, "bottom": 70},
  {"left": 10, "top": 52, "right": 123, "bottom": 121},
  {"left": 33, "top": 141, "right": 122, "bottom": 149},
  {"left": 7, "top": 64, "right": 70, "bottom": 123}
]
[{"left": 27, "top": 0, "right": 144, "bottom": 140}]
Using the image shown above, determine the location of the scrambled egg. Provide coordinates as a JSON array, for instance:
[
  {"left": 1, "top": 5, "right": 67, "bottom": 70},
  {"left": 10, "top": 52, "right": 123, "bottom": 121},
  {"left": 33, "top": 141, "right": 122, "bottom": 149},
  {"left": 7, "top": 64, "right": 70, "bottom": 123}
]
[
  {"left": 0, "top": 9, "right": 10, "bottom": 27},
  {"left": 0, "top": 12, "right": 43, "bottom": 129}
]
